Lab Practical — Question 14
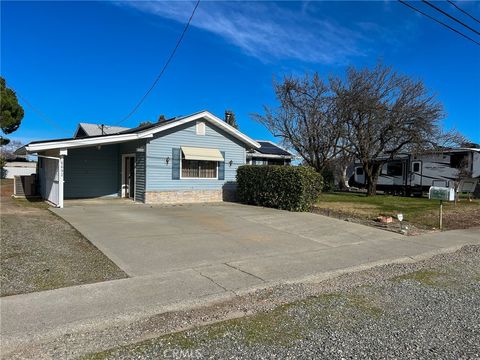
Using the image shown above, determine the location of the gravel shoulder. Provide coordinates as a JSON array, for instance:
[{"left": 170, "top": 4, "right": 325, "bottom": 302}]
[
  {"left": 0, "top": 179, "right": 127, "bottom": 297},
  {"left": 78, "top": 245, "right": 480, "bottom": 360}
]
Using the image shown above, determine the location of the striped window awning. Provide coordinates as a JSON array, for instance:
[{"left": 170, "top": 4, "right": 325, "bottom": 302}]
[{"left": 181, "top": 146, "right": 224, "bottom": 162}]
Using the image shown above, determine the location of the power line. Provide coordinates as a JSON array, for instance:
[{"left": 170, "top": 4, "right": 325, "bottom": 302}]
[
  {"left": 15, "top": 92, "right": 70, "bottom": 133},
  {"left": 447, "top": 0, "right": 480, "bottom": 25},
  {"left": 422, "top": 0, "right": 480, "bottom": 36},
  {"left": 117, "top": 0, "right": 201, "bottom": 125},
  {"left": 398, "top": 0, "right": 480, "bottom": 46}
]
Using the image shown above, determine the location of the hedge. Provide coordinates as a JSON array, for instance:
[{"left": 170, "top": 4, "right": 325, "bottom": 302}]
[{"left": 236, "top": 165, "right": 323, "bottom": 211}]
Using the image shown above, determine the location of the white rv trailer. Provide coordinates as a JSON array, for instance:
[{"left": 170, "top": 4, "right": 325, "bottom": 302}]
[{"left": 351, "top": 148, "right": 480, "bottom": 196}]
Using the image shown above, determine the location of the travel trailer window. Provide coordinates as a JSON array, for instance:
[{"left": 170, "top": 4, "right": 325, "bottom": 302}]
[
  {"left": 413, "top": 163, "right": 420, "bottom": 172},
  {"left": 450, "top": 153, "right": 468, "bottom": 169},
  {"left": 356, "top": 167, "right": 364, "bottom": 175},
  {"left": 386, "top": 162, "right": 402, "bottom": 176}
]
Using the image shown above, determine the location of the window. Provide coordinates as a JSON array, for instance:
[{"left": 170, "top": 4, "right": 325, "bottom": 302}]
[
  {"left": 386, "top": 162, "right": 403, "bottom": 176},
  {"left": 450, "top": 153, "right": 468, "bottom": 169},
  {"left": 267, "top": 159, "right": 285, "bottom": 165},
  {"left": 356, "top": 167, "right": 364, "bottom": 175},
  {"left": 182, "top": 159, "right": 217, "bottom": 178},
  {"left": 413, "top": 162, "right": 420, "bottom": 172}
]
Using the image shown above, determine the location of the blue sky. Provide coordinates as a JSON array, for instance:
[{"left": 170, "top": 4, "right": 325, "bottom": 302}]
[{"left": 2, "top": 1, "right": 479, "bottom": 145}]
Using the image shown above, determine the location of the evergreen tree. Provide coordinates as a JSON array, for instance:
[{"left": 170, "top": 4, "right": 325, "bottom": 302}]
[{"left": 1, "top": 77, "right": 24, "bottom": 144}]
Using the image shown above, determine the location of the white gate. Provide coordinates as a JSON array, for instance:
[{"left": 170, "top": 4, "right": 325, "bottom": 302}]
[{"left": 39, "top": 156, "right": 63, "bottom": 207}]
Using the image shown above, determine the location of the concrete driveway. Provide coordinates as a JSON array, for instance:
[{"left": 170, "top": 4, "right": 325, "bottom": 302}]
[{"left": 54, "top": 201, "right": 413, "bottom": 278}]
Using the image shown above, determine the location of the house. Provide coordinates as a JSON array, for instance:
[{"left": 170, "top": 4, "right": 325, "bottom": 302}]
[
  {"left": 18, "top": 111, "right": 261, "bottom": 208},
  {"left": 246, "top": 141, "right": 293, "bottom": 165},
  {"left": 1, "top": 161, "right": 37, "bottom": 179},
  {"left": 73, "top": 123, "right": 131, "bottom": 138}
]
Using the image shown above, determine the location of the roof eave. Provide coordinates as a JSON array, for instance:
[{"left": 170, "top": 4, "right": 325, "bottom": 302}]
[
  {"left": 25, "top": 133, "right": 153, "bottom": 153},
  {"left": 247, "top": 152, "right": 293, "bottom": 159},
  {"left": 24, "top": 110, "right": 261, "bottom": 153}
]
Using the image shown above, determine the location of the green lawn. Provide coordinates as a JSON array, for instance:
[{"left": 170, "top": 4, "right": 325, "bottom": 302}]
[{"left": 315, "top": 192, "right": 480, "bottom": 230}]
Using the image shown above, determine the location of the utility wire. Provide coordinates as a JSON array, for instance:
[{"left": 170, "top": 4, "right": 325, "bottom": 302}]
[
  {"left": 117, "top": 0, "right": 201, "bottom": 125},
  {"left": 422, "top": 0, "right": 480, "bottom": 36},
  {"left": 15, "top": 92, "right": 70, "bottom": 133},
  {"left": 398, "top": 0, "right": 480, "bottom": 46},
  {"left": 447, "top": 0, "right": 480, "bottom": 25}
]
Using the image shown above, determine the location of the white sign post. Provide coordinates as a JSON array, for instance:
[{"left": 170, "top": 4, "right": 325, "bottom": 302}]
[
  {"left": 397, "top": 213, "right": 404, "bottom": 232},
  {"left": 428, "top": 186, "right": 455, "bottom": 230}
]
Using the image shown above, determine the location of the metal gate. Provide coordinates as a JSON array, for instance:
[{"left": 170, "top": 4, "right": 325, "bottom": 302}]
[{"left": 39, "top": 156, "right": 61, "bottom": 207}]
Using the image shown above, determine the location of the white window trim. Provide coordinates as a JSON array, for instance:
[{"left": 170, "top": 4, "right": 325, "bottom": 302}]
[
  {"left": 179, "top": 157, "right": 219, "bottom": 180},
  {"left": 121, "top": 153, "right": 136, "bottom": 200}
]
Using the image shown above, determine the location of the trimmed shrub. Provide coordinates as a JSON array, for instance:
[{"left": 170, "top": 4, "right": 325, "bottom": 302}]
[{"left": 236, "top": 165, "right": 323, "bottom": 211}]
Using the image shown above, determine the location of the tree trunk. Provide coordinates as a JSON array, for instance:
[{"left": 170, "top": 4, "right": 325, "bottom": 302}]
[
  {"left": 364, "top": 162, "right": 381, "bottom": 196},
  {"left": 366, "top": 180, "right": 377, "bottom": 196},
  {"left": 337, "top": 165, "right": 349, "bottom": 190}
]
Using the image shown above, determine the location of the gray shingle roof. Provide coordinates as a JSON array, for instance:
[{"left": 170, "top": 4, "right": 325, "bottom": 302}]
[{"left": 75, "top": 123, "right": 131, "bottom": 137}]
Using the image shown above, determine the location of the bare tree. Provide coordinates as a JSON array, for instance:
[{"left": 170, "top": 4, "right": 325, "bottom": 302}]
[
  {"left": 332, "top": 63, "right": 445, "bottom": 196},
  {"left": 330, "top": 148, "right": 355, "bottom": 190},
  {"left": 252, "top": 73, "right": 344, "bottom": 172},
  {"left": 0, "top": 139, "right": 24, "bottom": 160},
  {"left": 0, "top": 139, "right": 24, "bottom": 168}
]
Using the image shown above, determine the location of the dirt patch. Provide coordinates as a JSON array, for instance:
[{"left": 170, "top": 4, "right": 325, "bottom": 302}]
[
  {"left": 314, "top": 192, "right": 480, "bottom": 234},
  {"left": 311, "top": 206, "right": 428, "bottom": 235},
  {"left": 0, "top": 179, "right": 127, "bottom": 297},
  {"left": 430, "top": 205, "right": 480, "bottom": 230}
]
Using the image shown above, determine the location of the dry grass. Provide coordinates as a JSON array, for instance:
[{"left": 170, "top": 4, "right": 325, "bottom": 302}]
[
  {"left": 315, "top": 192, "right": 480, "bottom": 230},
  {"left": 0, "top": 179, "right": 127, "bottom": 297}
]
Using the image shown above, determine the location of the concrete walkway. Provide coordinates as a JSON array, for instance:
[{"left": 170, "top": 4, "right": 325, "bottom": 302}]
[{"left": 1, "top": 223, "right": 478, "bottom": 354}]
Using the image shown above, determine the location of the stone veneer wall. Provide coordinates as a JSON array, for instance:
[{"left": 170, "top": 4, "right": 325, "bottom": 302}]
[{"left": 145, "top": 190, "right": 224, "bottom": 204}]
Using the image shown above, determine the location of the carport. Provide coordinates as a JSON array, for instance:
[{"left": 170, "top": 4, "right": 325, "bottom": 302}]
[{"left": 22, "top": 132, "right": 151, "bottom": 208}]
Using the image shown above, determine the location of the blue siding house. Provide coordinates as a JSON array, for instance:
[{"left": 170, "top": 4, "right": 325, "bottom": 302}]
[{"left": 24, "top": 111, "right": 260, "bottom": 207}]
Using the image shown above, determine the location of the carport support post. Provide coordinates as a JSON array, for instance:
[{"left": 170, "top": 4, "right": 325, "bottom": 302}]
[
  {"left": 58, "top": 149, "right": 67, "bottom": 208},
  {"left": 439, "top": 200, "right": 443, "bottom": 231}
]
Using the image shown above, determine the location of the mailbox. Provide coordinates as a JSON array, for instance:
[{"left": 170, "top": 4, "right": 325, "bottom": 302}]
[{"left": 429, "top": 186, "right": 455, "bottom": 201}]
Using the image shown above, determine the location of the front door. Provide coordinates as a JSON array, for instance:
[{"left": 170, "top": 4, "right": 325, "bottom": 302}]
[{"left": 123, "top": 155, "right": 135, "bottom": 199}]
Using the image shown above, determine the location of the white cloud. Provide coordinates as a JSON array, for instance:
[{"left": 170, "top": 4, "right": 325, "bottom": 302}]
[{"left": 117, "top": 1, "right": 375, "bottom": 64}]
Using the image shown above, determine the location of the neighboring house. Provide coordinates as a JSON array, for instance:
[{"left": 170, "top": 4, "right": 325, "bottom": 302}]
[
  {"left": 73, "top": 123, "right": 131, "bottom": 138},
  {"left": 246, "top": 141, "right": 293, "bottom": 165},
  {"left": 1, "top": 161, "right": 37, "bottom": 179},
  {"left": 18, "top": 111, "right": 261, "bottom": 207}
]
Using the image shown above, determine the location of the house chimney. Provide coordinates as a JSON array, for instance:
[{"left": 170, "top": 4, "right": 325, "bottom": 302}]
[{"left": 225, "top": 110, "right": 232, "bottom": 122}]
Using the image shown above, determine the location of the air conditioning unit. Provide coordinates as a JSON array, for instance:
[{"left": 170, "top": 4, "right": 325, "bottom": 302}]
[{"left": 13, "top": 175, "right": 37, "bottom": 197}]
